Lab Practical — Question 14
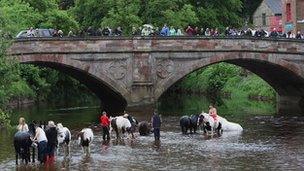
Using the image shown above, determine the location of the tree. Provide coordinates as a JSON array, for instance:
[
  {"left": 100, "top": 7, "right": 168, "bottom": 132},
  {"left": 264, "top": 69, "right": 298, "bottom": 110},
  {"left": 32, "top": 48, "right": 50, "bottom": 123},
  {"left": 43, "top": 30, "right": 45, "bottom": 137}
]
[
  {"left": 163, "top": 4, "right": 198, "bottom": 28},
  {"left": 40, "top": 9, "right": 79, "bottom": 33},
  {"left": 0, "top": 0, "right": 42, "bottom": 35},
  {"left": 56, "top": 0, "right": 75, "bottom": 10},
  {"left": 101, "top": 0, "right": 142, "bottom": 34},
  {"left": 23, "top": 0, "right": 57, "bottom": 13},
  {"left": 0, "top": 35, "right": 34, "bottom": 126},
  {"left": 71, "top": 0, "right": 108, "bottom": 30},
  {"left": 196, "top": 0, "right": 243, "bottom": 29}
]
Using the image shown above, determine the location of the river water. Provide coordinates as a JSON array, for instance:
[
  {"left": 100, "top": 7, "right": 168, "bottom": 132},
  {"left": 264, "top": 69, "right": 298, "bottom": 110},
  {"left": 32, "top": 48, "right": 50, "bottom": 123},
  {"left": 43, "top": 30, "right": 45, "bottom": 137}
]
[{"left": 1, "top": 94, "right": 304, "bottom": 170}]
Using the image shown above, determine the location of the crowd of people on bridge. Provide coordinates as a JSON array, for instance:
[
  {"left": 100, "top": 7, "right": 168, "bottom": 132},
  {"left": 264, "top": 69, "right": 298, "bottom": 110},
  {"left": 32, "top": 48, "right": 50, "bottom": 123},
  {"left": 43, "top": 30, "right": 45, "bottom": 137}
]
[{"left": 24, "top": 24, "right": 304, "bottom": 40}]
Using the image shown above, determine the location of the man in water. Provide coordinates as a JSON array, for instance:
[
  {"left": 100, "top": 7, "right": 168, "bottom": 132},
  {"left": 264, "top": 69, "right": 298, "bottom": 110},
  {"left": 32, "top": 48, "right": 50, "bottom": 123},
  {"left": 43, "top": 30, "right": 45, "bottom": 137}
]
[
  {"left": 151, "top": 110, "right": 161, "bottom": 141},
  {"left": 32, "top": 124, "right": 48, "bottom": 164},
  {"left": 100, "top": 111, "right": 110, "bottom": 141},
  {"left": 45, "top": 121, "right": 57, "bottom": 163}
]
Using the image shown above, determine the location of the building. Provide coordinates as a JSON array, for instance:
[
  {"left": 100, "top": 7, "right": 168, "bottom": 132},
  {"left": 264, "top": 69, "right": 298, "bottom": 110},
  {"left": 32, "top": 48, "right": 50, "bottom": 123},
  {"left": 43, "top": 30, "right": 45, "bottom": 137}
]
[
  {"left": 253, "top": 0, "right": 283, "bottom": 32},
  {"left": 282, "top": 0, "right": 304, "bottom": 33}
]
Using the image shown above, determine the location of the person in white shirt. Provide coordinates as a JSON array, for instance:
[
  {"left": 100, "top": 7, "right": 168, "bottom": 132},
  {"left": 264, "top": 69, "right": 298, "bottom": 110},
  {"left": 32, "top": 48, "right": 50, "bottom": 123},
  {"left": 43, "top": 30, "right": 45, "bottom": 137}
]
[
  {"left": 32, "top": 125, "right": 48, "bottom": 164},
  {"left": 26, "top": 27, "right": 35, "bottom": 37},
  {"left": 17, "top": 117, "right": 29, "bottom": 132}
]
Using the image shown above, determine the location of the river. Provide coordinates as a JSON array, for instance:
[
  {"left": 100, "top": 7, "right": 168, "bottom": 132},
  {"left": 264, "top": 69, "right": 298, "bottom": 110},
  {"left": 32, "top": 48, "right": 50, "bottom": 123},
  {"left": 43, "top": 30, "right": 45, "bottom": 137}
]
[{"left": 0, "top": 93, "right": 304, "bottom": 170}]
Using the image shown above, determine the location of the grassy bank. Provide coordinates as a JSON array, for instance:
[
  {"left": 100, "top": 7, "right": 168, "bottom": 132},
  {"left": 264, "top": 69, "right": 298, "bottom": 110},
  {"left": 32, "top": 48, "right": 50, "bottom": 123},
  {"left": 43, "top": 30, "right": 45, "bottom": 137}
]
[{"left": 173, "top": 62, "right": 276, "bottom": 105}]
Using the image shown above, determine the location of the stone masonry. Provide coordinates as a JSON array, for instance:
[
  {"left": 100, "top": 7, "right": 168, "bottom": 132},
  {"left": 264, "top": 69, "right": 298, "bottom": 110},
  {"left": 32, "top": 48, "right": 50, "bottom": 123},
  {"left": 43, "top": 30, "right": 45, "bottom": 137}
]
[{"left": 8, "top": 37, "right": 304, "bottom": 115}]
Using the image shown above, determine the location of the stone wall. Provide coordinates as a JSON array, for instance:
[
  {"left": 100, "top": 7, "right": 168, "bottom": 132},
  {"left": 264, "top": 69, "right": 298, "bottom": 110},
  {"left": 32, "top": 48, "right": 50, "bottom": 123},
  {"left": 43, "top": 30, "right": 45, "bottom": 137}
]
[{"left": 253, "top": 1, "right": 274, "bottom": 31}]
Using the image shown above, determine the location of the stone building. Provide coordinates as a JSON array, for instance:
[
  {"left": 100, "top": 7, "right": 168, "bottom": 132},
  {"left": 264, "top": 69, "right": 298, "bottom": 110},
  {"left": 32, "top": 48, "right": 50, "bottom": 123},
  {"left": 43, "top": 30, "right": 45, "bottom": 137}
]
[
  {"left": 253, "top": 0, "right": 282, "bottom": 32},
  {"left": 282, "top": 0, "right": 304, "bottom": 33}
]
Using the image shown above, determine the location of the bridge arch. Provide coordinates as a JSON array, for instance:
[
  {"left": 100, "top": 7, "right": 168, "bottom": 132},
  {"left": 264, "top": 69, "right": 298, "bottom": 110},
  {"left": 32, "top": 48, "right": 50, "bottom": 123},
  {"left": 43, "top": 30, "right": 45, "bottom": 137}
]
[
  {"left": 18, "top": 54, "right": 129, "bottom": 113},
  {"left": 155, "top": 52, "right": 304, "bottom": 114},
  {"left": 9, "top": 37, "right": 304, "bottom": 115}
]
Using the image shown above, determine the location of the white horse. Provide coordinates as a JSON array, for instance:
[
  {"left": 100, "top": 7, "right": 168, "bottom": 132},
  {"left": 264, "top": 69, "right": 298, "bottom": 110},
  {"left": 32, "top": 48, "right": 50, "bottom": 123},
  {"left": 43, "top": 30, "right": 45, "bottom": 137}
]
[
  {"left": 56, "top": 123, "right": 71, "bottom": 157},
  {"left": 77, "top": 128, "right": 94, "bottom": 156},
  {"left": 110, "top": 116, "right": 133, "bottom": 139},
  {"left": 200, "top": 112, "right": 243, "bottom": 134}
]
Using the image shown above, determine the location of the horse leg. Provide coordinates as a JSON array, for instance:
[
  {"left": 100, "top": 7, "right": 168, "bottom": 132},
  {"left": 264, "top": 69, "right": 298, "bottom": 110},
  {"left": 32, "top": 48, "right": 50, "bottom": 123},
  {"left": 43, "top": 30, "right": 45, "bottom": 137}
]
[
  {"left": 203, "top": 125, "right": 207, "bottom": 134},
  {"left": 26, "top": 148, "right": 30, "bottom": 165},
  {"left": 217, "top": 122, "right": 222, "bottom": 134},
  {"left": 15, "top": 152, "right": 18, "bottom": 165},
  {"left": 67, "top": 143, "right": 70, "bottom": 158},
  {"left": 82, "top": 146, "right": 85, "bottom": 155},
  {"left": 32, "top": 147, "right": 35, "bottom": 163}
]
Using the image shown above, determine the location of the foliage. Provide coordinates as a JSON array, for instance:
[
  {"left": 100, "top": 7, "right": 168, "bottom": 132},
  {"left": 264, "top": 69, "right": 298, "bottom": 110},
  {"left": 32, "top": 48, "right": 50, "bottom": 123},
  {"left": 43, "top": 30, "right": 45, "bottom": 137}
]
[
  {"left": 176, "top": 63, "right": 276, "bottom": 103},
  {"left": 56, "top": 0, "right": 75, "bottom": 10},
  {"left": 0, "top": 0, "right": 42, "bottom": 35},
  {"left": 71, "top": 0, "right": 108, "bottom": 30},
  {"left": 101, "top": 0, "right": 142, "bottom": 34},
  {"left": 242, "top": 0, "right": 263, "bottom": 22},
  {"left": 163, "top": 4, "right": 198, "bottom": 28},
  {"left": 196, "top": 0, "right": 243, "bottom": 28},
  {"left": 23, "top": 0, "right": 57, "bottom": 13},
  {"left": 40, "top": 9, "right": 79, "bottom": 33},
  {"left": 0, "top": 35, "right": 35, "bottom": 126}
]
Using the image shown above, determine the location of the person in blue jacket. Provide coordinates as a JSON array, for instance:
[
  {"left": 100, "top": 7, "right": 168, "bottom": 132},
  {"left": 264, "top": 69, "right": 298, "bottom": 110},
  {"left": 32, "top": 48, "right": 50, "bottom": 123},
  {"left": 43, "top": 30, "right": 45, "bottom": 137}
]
[{"left": 160, "top": 24, "right": 169, "bottom": 36}]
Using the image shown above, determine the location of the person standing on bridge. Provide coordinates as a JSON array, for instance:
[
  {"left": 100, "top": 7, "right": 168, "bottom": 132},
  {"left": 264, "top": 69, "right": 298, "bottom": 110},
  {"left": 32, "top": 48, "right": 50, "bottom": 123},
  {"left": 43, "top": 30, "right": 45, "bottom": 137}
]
[{"left": 100, "top": 111, "right": 111, "bottom": 141}]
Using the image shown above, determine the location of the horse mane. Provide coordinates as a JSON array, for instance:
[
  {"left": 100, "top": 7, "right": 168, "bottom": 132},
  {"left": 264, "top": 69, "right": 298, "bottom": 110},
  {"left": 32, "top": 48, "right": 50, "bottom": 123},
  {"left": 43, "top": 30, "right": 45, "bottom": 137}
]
[{"left": 57, "top": 123, "right": 64, "bottom": 129}]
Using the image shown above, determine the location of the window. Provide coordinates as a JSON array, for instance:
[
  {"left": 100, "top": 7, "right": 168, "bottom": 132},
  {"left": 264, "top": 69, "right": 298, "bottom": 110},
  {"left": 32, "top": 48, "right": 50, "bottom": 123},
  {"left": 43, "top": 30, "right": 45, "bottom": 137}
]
[
  {"left": 262, "top": 13, "right": 266, "bottom": 26},
  {"left": 286, "top": 3, "right": 292, "bottom": 22}
]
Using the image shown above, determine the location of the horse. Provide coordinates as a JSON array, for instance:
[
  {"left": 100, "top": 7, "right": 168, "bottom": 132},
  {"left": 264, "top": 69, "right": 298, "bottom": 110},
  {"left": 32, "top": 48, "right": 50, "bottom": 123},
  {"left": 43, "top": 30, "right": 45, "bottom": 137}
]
[
  {"left": 138, "top": 121, "right": 152, "bottom": 136},
  {"left": 179, "top": 114, "right": 205, "bottom": 134},
  {"left": 126, "top": 115, "right": 138, "bottom": 135},
  {"left": 14, "top": 131, "right": 32, "bottom": 165},
  {"left": 200, "top": 112, "right": 243, "bottom": 134},
  {"left": 110, "top": 116, "right": 133, "bottom": 139},
  {"left": 77, "top": 128, "right": 94, "bottom": 156},
  {"left": 56, "top": 123, "right": 71, "bottom": 157},
  {"left": 14, "top": 123, "right": 36, "bottom": 165},
  {"left": 199, "top": 113, "right": 222, "bottom": 134}
]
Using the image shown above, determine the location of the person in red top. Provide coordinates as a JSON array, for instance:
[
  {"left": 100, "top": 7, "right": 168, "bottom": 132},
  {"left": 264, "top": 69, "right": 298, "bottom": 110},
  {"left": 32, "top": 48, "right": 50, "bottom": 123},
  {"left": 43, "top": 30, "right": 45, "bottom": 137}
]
[
  {"left": 185, "top": 25, "right": 194, "bottom": 36},
  {"left": 99, "top": 111, "right": 110, "bottom": 141}
]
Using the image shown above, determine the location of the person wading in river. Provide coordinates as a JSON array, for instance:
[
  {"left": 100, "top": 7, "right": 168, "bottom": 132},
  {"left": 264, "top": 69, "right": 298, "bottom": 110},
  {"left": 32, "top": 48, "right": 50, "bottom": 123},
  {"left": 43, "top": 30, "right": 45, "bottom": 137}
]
[
  {"left": 17, "top": 117, "right": 29, "bottom": 132},
  {"left": 45, "top": 121, "right": 57, "bottom": 164},
  {"left": 32, "top": 124, "right": 48, "bottom": 164},
  {"left": 151, "top": 110, "right": 161, "bottom": 141},
  {"left": 100, "top": 111, "right": 110, "bottom": 141}
]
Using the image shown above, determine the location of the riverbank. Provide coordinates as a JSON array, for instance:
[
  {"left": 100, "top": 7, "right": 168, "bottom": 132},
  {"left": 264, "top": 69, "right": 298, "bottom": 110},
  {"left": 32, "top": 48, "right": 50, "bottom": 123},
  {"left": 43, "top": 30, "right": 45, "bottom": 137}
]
[{"left": 171, "top": 63, "right": 276, "bottom": 104}]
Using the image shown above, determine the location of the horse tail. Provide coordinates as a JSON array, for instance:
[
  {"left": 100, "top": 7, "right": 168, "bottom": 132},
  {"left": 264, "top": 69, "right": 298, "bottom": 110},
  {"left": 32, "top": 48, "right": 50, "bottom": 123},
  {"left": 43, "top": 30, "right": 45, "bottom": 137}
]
[{"left": 111, "top": 118, "right": 118, "bottom": 135}]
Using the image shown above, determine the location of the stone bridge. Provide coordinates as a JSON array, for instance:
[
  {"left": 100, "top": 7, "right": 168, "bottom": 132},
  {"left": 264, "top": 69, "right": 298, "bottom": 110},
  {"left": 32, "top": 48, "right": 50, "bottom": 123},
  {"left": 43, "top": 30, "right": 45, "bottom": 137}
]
[{"left": 8, "top": 37, "right": 304, "bottom": 115}]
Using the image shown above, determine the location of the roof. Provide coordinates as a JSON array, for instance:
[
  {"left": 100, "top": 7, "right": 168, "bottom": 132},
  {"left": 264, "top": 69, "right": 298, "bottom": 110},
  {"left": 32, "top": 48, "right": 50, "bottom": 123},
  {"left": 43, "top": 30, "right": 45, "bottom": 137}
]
[{"left": 265, "top": 0, "right": 282, "bottom": 14}]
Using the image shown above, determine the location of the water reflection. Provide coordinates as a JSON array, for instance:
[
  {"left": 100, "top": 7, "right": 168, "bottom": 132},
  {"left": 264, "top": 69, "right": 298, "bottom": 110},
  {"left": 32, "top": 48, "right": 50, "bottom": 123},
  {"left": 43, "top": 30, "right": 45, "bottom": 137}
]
[{"left": 158, "top": 93, "right": 276, "bottom": 117}]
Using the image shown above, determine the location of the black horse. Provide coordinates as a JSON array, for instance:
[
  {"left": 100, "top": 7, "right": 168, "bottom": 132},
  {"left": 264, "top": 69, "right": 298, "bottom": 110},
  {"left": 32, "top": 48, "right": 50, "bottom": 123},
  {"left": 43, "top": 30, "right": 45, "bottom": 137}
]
[
  {"left": 14, "top": 123, "right": 36, "bottom": 165},
  {"left": 138, "top": 121, "right": 152, "bottom": 136},
  {"left": 180, "top": 114, "right": 204, "bottom": 134}
]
